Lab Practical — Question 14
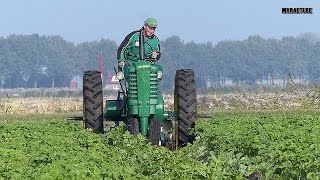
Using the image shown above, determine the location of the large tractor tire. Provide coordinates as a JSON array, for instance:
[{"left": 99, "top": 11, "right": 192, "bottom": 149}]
[
  {"left": 127, "top": 117, "right": 139, "bottom": 135},
  {"left": 83, "top": 71, "right": 104, "bottom": 134},
  {"left": 148, "top": 119, "right": 161, "bottom": 145},
  {"left": 174, "top": 69, "right": 197, "bottom": 147}
]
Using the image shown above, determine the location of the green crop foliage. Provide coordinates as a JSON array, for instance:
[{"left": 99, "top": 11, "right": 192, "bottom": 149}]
[
  {"left": 194, "top": 111, "right": 320, "bottom": 179},
  {"left": 1, "top": 112, "right": 320, "bottom": 179}
]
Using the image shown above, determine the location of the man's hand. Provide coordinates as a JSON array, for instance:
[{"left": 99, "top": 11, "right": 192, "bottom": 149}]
[
  {"left": 151, "top": 51, "right": 158, "bottom": 59},
  {"left": 118, "top": 61, "right": 125, "bottom": 67}
]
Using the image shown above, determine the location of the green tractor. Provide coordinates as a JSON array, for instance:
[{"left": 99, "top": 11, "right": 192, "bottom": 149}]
[{"left": 82, "top": 32, "right": 197, "bottom": 149}]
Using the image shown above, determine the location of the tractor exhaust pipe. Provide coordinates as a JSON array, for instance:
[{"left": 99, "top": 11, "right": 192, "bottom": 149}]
[{"left": 139, "top": 28, "right": 145, "bottom": 60}]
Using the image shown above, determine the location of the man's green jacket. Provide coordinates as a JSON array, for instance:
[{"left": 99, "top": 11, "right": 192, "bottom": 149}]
[{"left": 117, "top": 28, "right": 161, "bottom": 63}]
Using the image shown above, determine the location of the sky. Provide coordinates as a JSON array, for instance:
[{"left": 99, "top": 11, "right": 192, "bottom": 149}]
[{"left": 0, "top": 0, "right": 319, "bottom": 45}]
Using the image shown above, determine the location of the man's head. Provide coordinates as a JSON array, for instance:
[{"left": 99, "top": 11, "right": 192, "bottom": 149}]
[
  {"left": 144, "top": 18, "right": 157, "bottom": 28},
  {"left": 143, "top": 18, "right": 157, "bottom": 37}
]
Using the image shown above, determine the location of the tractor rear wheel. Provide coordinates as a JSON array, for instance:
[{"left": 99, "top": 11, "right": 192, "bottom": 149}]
[
  {"left": 83, "top": 71, "right": 104, "bottom": 134},
  {"left": 174, "top": 69, "right": 197, "bottom": 147},
  {"left": 127, "top": 117, "right": 139, "bottom": 135},
  {"left": 148, "top": 119, "right": 161, "bottom": 145}
]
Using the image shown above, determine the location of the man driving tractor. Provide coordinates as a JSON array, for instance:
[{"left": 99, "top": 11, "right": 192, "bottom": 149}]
[{"left": 117, "top": 18, "right": 161, "bottom": 69}]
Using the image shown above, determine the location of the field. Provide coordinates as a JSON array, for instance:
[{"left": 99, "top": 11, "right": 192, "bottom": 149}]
[
  {"left": 1, "top": 112, "right": 320, "bottom": 179},
  {"left": 2, "top": 86, "right": 320, "bottom": 114},
  {"left": 1, "top": 89, "right": 320, "bottom": 179}
]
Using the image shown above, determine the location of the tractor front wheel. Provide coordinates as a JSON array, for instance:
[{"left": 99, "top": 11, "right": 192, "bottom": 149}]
[
  {"left": 148, "top": 119, "right": 161, "bottom": 145},
  {"left": 83, "top": 71, "right": 104, "bottom": 134},
  {"left": 174, "top": 69, "right": 197, "bottom": 147},
  {"left": 127, "top": 117, "right": 139, "bottom": 135}
]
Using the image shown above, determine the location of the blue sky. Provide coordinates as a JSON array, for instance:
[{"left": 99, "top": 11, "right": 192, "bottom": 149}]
[{"left": 0, "top": 0, "right": 319, "bottom": 44}]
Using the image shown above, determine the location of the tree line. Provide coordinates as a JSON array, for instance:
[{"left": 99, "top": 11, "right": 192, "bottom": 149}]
[{"left": 0, "top": 33, "right": 319, "bottom": 89}]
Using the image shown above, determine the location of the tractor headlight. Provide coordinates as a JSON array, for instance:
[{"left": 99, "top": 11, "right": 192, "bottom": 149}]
[
  {"left": 116, "top": 71, "right": 124, "bottom": 80},
  {"left": 157, "top": 71, "right": 163, "bottom": 79}
]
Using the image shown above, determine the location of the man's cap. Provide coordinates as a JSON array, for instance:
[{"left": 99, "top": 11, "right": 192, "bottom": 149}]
[{"left": 144, "top": 18, "right": 157, "bottom": 28}]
